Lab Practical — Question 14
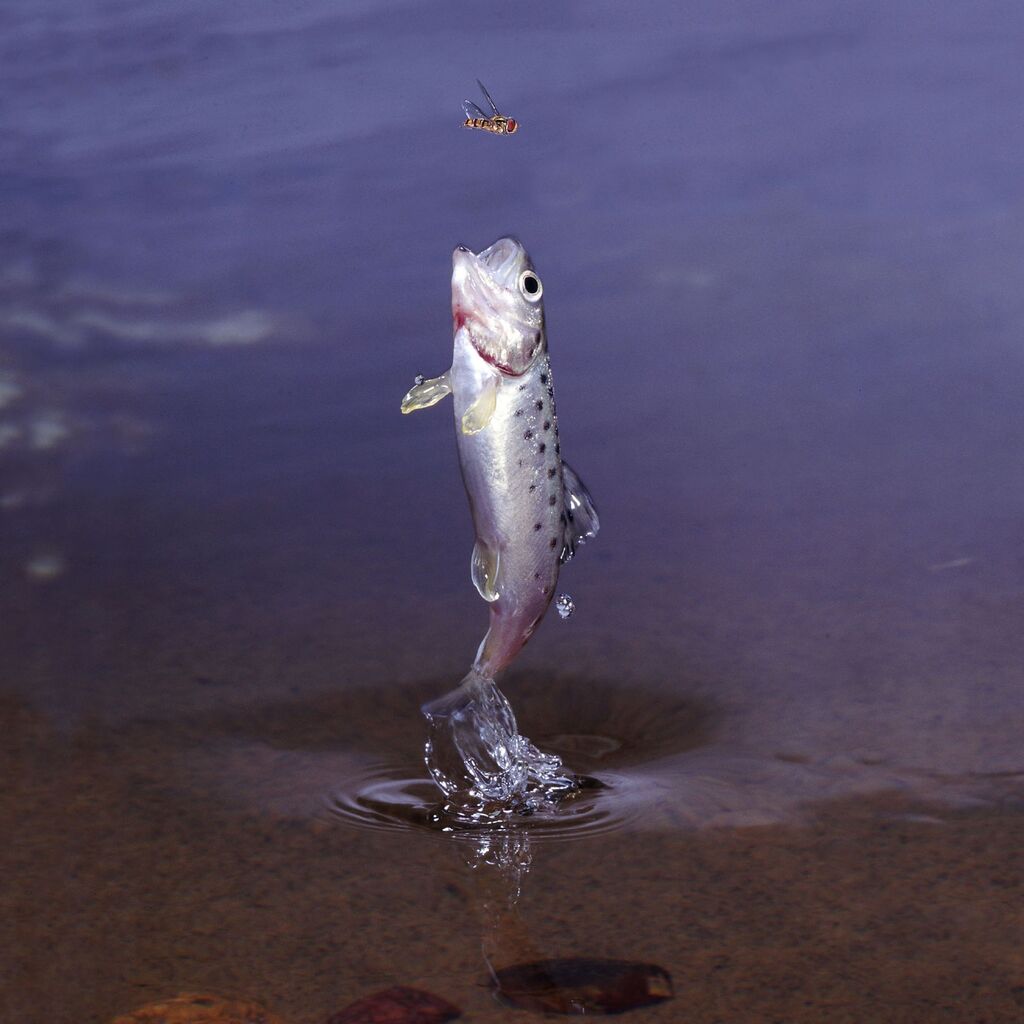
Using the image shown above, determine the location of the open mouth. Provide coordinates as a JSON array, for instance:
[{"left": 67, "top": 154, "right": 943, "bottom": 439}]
[{"left": 478, "top": 237, "right": 524, "bottom": 286}]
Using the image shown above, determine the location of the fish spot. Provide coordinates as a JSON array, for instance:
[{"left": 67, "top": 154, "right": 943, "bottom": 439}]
[
  {"left": 515, "top": 408, "right": 523, "bottom": 417},
  {"left": 534, "top": 522, "right": 542, "bottom": 531},
  {"left": 555, "top": 443, "right": 561, "bottom": 454},
  {"left": 539, "top": 443, "right": 546, "bottom": 453},
  {"left": 560, "top": 512, "right": 567, "bottom": 524},
  {"left": 549, "top": 537, "right": 558, "bottom": 549},
  {"left": 534, "top": 571, "right": 541, "bottom": 579},
  {"left": 524, "top": 429, "right": 533, "bottom": 439},
  {"left": 518, "top": 384, "right": 527, "bottom": 391},
  {"left": 543, "top": 420, "right": 551, "bottom": 431},
  {"left": 542, "top": 586, "right": 550, "bottom": 596},
  {"left": 548, "top": 467, "right": 557, "bottom": 478},
  {"left": 540, "top": 373, "right": 548, "bottom": 384},
  {"left": 535, "top": 400, "right": 544, "bottom": 411},
  {"left": 549, "top": 495, "right": 557, "bottom": 506},
  {"left": 529, "top": 484, "right": 536, "bottom": 492}
]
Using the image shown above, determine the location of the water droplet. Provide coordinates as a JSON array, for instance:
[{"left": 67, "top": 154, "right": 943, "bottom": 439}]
[
  {"left": 556, "top": 593, "right": 575, "bottom": 619},
  {"left": 414, "top": 373, "right": 425, "bottom": 386}
]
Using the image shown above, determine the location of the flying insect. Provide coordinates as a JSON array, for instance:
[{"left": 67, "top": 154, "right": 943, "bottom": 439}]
[{"left": 462, "top": 80, "right": 518, "bottom": 136}]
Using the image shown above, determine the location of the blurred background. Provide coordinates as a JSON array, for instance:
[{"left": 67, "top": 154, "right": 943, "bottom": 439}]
[
  {"left": 3, "top": 0, "right": 1020, "bottom": 768},
  {"left": 2, "top": 2, "right": 1023, "bottom": 1020}
]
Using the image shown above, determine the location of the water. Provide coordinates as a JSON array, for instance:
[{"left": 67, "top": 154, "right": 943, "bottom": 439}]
[
  {"left": 4, "top": 1, "right": 1024, "bottom": 1021},
  {"left": 422, "top": 670, "right": 579, "bottom": 825}
]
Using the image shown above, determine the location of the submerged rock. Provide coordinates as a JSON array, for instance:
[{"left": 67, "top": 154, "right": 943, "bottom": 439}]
[
  {"left": 111, "top": 992, "right": 284, "bottom": 1024},
  {"left": 494, "top": 958, "right": 673, "bottom": 1015},
  {"left": 324, "top": 986, "right": 460, "bottom": 1024}
]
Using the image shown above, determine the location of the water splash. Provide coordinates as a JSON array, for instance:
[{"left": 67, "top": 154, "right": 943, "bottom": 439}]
[
  {"left": 422, "top": 670, "right": 578, "bottom": 825},
  {"left": 556, "top": 593, "right": 575, "bottom": 619}
]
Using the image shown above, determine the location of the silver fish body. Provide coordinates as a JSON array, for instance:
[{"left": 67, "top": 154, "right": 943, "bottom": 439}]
[
  {"left": 402, "top": 237, "right": 598, "bottom": 679},
  {"left": 453, "top": 327, "right": 562, "bottom": 674}
]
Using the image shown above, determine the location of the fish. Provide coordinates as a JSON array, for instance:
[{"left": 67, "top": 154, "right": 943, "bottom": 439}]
[{"left": 401, "top": 237, "right": 598, "bottom": 679}]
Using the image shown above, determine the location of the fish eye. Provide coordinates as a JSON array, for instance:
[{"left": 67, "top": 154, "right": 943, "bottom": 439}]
[{"left": 518, "top": 271, "right": 543, "bottom": 301}]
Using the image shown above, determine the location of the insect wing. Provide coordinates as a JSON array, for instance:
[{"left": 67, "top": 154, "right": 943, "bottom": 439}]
[
  {"left": 476, "top": 79, "right": 503, "bottom": 117},
  {"left": 462, "top": 98, "right": 489, "bottom": 121}
]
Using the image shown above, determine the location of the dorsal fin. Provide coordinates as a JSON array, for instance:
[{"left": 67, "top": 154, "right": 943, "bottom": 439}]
[{"left": 560, "top": 462, "right": 599, "bottom": 564}]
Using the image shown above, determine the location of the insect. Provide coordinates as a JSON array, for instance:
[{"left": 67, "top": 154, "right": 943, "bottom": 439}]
[{"left": 462, "top": 80, "right": 519, "bottom": 136}]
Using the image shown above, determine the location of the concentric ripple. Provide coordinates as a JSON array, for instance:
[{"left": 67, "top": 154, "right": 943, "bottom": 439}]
[
  {"left": 325, "top": 756, "right": 649, "bottom": 840},
  {"left": 317, "top": 673, "right": 716, "bottom": 839},
  {"left": 176, "top": 670, "right": 1020, "bottom": 835}
]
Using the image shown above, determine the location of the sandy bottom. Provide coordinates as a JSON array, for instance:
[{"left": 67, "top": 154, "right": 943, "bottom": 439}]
[{"left": 3, "top": 693, "right": 1022, "bottom": 1024}]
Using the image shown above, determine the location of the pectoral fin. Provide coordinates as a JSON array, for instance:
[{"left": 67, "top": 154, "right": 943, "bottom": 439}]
[
  {"left": 401, "top": 372, "right": 451, "bottom": 414},
  {"left": 471, "top": 539, "right": 500, "bottom": 602},
  {"left": 560, "top": 462, "right": 600, "bottom": 564},
  {"left": 461, "top": 374, "right": 499, "bottom": 435}
]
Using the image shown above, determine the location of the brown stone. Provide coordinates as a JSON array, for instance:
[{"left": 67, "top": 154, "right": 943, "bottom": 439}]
[
  {"left": 494, "top": 958, "right": 673, "bottom": 1015},
  {"left": 111, "top": 992, "right": 285, "bottom": 1024},
  {"left": 323, "top": 985, "right": 460, "bottom": 1024}
]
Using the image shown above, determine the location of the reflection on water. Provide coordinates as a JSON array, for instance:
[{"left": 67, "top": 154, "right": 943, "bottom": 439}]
[{"left": 0, "top": 233, "right": 289, "bottom": 590}]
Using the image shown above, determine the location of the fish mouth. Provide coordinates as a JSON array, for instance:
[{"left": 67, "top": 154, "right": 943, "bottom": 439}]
[
  {"left": 451, "top": 245, "right": 485, "bottom": 331},
  {"left": 451, "top": 236, "right": 527, "bottom": 327},
  {"left": 477, "top": 236, "right": 526, "bottom": 287},
  {"left": 453, "top": 237, "right": 526, "bottom": 291},
  {"left": 451, "top": 238, "right": 538, "bottom": 375}
]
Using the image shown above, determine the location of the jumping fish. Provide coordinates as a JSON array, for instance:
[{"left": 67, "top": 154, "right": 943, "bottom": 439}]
[{"left": 401, "top": 237, "right": 598, "bottom": 679}]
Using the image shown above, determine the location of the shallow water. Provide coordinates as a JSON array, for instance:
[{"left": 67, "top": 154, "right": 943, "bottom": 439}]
[{"left": 3, "top": 1, "right": 1024, "bottom": 1021}]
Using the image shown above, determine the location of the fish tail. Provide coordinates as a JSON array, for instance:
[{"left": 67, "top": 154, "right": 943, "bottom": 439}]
[
  {"left": 472, "top": 625, "right": 508, "bottom": 679},
  {"left": 472, "top": 608, "right": 536, "bottom": 678},
  {"left": 421, "top": 666, "right": 493, "bottom": 721},
  {"left": 473, "top": 627, "right": 497, "bottom": 677}
]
